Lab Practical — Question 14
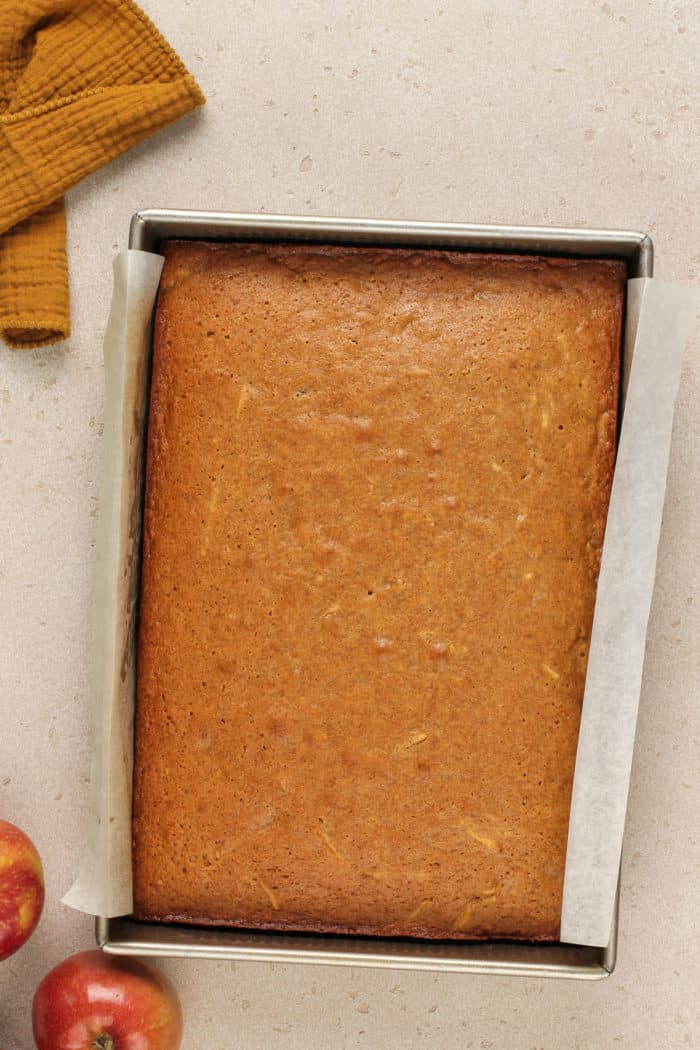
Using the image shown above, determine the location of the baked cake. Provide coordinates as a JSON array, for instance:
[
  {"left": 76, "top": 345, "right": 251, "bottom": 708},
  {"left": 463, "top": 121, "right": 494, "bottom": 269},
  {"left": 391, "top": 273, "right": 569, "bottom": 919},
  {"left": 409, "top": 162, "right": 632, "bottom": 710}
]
[{"left": 132, "top": 242, "right": 624, "bottom": 940}]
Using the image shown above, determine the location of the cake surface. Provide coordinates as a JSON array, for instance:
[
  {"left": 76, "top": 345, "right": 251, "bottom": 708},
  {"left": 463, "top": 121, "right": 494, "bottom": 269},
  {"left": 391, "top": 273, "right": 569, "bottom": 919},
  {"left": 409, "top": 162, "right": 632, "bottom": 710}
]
[{"left": 132, "top": 241, "right": 624, "bottom": 940}]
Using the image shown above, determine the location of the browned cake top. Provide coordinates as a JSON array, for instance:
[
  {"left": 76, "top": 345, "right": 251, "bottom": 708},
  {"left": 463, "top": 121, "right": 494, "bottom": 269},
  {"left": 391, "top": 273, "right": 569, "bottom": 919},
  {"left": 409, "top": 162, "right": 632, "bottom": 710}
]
[{"left": 133, "top": 242, "right": 623, "bottom": 940}]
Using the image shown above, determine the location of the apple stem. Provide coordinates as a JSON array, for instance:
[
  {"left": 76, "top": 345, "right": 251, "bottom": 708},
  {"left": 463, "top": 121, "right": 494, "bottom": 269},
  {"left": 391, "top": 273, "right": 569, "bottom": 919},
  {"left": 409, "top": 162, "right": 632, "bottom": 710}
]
[{"left": 94, "top": 1037, "right": 114, "bottom": 1050}]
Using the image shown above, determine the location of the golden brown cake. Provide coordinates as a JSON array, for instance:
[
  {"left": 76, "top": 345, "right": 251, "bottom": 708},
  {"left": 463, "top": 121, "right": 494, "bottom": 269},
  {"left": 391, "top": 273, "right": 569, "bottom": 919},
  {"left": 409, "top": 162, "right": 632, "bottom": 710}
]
[{"left": 132, "top": 241, "right": 624, "bottom": 941}]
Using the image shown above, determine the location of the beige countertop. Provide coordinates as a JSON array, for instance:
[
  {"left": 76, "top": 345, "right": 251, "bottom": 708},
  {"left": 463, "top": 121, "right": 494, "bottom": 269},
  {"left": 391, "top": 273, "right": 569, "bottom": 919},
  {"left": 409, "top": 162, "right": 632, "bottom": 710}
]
[{"left": 1, "top": 1, "right": 698, "bottom": 1047}]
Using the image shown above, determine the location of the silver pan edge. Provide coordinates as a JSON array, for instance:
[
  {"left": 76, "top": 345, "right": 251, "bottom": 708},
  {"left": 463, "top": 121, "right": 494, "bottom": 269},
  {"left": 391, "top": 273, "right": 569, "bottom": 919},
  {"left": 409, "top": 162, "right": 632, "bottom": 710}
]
[{"left": 96, "top": 211, "right": 652, "bottom": 979}]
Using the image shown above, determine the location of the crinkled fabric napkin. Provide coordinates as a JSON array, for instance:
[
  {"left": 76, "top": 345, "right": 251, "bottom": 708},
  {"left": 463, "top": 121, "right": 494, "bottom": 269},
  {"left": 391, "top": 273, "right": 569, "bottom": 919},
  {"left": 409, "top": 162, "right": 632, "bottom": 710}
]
[{"left": 0, "top": 0, "right": 204, "bottom": 348}]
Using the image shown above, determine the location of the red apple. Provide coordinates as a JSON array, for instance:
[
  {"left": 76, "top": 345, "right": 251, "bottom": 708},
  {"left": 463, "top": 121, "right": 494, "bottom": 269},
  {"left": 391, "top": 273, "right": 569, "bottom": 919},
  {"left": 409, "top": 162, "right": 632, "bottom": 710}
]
[
  {"left": 33, "top": 950, "right": 182, "bottom": 1050},
  {"left": 0, "top": 818, "right": 44, "bottom": 961}
]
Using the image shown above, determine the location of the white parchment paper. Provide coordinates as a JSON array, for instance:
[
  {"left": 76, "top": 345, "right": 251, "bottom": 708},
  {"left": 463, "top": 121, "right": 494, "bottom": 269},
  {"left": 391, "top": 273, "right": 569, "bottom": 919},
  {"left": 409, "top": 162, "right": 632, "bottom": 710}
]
[
  {"left": 65, "top": 253, "right": 699, "bottom": 945},
  {"left": 560, "top": 279, "right": 700, "bottom": 946},
  {"left": 62, "top": 250, "right": 163, "bottom": 917}
]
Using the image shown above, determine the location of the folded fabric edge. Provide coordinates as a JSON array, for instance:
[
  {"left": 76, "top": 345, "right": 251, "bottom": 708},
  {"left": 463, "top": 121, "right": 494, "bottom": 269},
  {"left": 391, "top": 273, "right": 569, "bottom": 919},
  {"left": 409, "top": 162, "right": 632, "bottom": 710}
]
[
  {"left": 1, "top": 73, "right": 205, "bottom": 128},
  {"left": 0, "top": 75, "right": 205, "bottom": 236},
  {"left": 119, "top": 0, "right": 198, "bottom": 81},
  {"left": 1, "top": 317, "right": 69, "bottom": 348}
]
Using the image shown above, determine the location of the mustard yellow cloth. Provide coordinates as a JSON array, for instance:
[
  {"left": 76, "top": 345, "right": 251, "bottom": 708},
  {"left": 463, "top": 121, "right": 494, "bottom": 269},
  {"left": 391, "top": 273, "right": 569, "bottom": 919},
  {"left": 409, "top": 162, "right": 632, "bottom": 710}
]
[{"left": 0, "top": 0, "right": 204, "bottom": 348}]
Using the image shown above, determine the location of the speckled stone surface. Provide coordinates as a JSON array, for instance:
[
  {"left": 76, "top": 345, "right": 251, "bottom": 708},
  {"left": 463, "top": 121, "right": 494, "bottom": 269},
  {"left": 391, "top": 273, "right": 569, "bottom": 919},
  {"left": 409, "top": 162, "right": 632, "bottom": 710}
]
[{"left": 0, "top": 1, "right": 697, "bottom": 1047}]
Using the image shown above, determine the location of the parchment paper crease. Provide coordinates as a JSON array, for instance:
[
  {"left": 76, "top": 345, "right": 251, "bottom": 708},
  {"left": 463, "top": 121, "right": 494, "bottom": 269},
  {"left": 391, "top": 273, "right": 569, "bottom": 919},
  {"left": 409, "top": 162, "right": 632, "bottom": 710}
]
[{"left": 65, "top": 253, "right": 698, "bottom": 946}]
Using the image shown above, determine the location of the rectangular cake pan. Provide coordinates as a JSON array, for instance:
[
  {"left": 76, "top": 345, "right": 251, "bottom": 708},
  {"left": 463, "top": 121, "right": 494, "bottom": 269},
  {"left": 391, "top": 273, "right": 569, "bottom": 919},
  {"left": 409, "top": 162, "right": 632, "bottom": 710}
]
[{"left": 97, "top": 211, "right": 653, "bottom": 980}]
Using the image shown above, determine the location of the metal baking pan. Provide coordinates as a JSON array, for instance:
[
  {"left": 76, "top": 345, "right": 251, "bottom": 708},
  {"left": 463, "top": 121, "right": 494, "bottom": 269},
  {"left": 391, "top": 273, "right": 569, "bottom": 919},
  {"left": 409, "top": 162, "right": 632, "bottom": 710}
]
[{"left": 97, "top": 211, "right": 653, "bottom": 979}]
